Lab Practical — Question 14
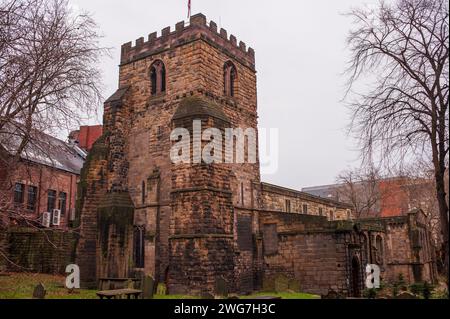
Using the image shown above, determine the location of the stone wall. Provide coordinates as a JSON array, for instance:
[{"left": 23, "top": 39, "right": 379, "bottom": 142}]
[
  {"left": 75, "top": 135, "right": 108, "bottom": 288},
  {"left": 261, "top": 183, "right": 352, "bottom": 221},
  {"left": 114, "top": 13, "right": 261, "bottom": 286},
  {"left": 7, "top": 228, "right": 76, "bottom": 274},
  {"left": 168, "top": 99, "right": 236, "bottom": 295},
  {"left": 0, "top": 226, "right": 7, "bottom": 271},
  {"left": 258, "top": 211, "right": 363, "bottom": 296}
]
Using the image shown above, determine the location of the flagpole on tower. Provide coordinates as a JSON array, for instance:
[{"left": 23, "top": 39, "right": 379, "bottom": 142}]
[{"left": 187, "top": 0, "right": 191, "bottom": 19}]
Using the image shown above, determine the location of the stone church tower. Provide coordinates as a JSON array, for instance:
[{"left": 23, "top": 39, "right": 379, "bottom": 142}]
[{"left": 76, "top": 13, "right": 262, "bottom": 294}]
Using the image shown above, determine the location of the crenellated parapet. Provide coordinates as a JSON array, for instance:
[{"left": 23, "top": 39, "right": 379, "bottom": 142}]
[{"left": 120, "top": 13, "right": 255, "bottom": 70}]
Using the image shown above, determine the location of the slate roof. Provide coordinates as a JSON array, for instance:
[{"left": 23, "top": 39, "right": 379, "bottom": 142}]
[{"left": 0, "top": 122, "right": 85, "bottom": 175}]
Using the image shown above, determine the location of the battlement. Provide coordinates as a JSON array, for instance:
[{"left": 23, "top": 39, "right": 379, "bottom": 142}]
[{"left": 120, "top": 13, "right": 255, "bottom": 70}]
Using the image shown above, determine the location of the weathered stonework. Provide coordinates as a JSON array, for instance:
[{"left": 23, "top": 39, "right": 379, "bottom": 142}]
[{"left": 75, "top": 13, "right": 437, "bottom": 295}]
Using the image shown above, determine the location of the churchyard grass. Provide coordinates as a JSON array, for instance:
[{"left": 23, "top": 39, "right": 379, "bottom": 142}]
[{"left": 0, "top": 273, "right": 320, "bottom": 299}]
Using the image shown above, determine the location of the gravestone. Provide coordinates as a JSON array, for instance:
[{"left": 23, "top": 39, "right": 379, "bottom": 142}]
[
  {"left": 32, "top": 283, "right": 46, "bottom": 299},
  {"left": 274, "top": 274, "right": 289, "bottom": 293},
  {"left": 262, "top": 276, "right": 275, "bottom": 292},
  {"left": 156, "top": 283, "right": 167, "bottom": 296},
  {"left": 142, "top": 276, "right": 155, "bottom": 299},
  {"left": 288, "top": 280, "right": 301, "bottom": 293},
  {"left": 215, "top": 277, "right": 229, "bottom": 297}
]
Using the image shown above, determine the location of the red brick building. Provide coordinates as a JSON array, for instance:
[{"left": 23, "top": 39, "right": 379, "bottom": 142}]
[
  {"left": 69, "top": 125, "right": 103, "bottom": 152},
  {"left": 303, "top": 176, "right": 437, "bottom": 219},
  {"left": 0, "top": 127, "right": 85, "bottom": 230}
]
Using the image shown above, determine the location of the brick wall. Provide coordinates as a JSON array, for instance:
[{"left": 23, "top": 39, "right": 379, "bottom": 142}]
[
  {"left": 3, "top": 161, "right": 78, "bottom": 230},
  {"left": 7, "top": 228, "right": 76, "bottom": 274}
]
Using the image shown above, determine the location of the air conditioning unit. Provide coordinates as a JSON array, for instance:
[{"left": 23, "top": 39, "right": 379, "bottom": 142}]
[
  {"left": 42, "top": 212, "right": 51, "bottom": 228},
  {"left": 52, "top": 209, "right": 61, "bottom": 226}
]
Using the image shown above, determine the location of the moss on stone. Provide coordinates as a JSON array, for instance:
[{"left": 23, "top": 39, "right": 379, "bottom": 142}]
[
  {"left": 97, "top": 191, "right": 134, "bottom": 256},
  {"left": 74, "top": 134, "right": 109, "bottom": 229}
]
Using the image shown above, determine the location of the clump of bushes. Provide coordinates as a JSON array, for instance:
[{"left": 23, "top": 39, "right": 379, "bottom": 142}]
[
  {"left": 392, "top": 274, "right": 407, "bottom": 297},
  {"left": 409, "top": 282, "right": 434, "bottom": 299},
  {"left": 363, "top": 288, "right": 378, "bottom": 299}
]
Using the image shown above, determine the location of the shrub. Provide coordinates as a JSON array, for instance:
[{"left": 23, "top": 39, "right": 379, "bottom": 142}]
[
  {"left": 363, "top": 288, "right": 378, "bottom": 299},
  {"left": 409, "top": 282, "right": 435, "bottom": 299}
]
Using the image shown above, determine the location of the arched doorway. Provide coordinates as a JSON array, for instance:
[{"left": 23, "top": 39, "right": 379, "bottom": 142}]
[{"left": 351, "top": 255, "right": 362, "bottom": 297}]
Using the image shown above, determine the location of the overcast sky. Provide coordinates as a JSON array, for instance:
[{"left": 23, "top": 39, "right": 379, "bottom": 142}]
[{"left": 70, "top": 0, "right": 379, "bottom": 190}]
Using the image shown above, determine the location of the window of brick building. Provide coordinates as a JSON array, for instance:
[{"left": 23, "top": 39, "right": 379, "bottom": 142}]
[
  {"left": 330, "top": 210, "right": 335, "bottom": 220},
  {"left": 150, "top": 60, "right": 166, "bottom": 95},
  {"left": 302, "top": 204, "right": 308, "bottom": 214},
  {"left": 58, "top": 192, "right": 67, "bottom": 216},
  {"left": 133, "top": 226, "right": 145, "bottom": 268},
  {"left": 47, "top": 190, "right": 56, "bottom": 212},
  {"left": 27, "top": 186, "right": 38, "bottom": 211},
  {"left": 224, "top": 61, "right": 237, "bottom": 97},
  {"left": 285, "top": 199, "right": 291, "bottom": 213},
  {"left": 14, "top": 183, "right": 25, "bottom": 204},
  {"left": 319, "top": 207, "right": 323, "bottom": 216}
]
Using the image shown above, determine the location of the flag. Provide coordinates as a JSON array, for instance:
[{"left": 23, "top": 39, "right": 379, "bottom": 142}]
[{"left": 187, "top": 0, "right": 191, "bottom": 18}]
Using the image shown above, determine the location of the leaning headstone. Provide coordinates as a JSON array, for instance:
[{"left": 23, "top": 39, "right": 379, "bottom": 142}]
[
  {"left": 156, "top": 283, "right": 167, "bottom": 296},
  {"left": 142, "top": 276, "right": 155, "bottom": 299},
  {"left": 274, "top": 274, "right": 289, "bottom": 293},
  {"left": 288, "top": 280, "right": 301, "bottom": 293},
  {"left": 32, "top": 283, "right": 46, "bottom": 299},
  {"left": 215, "top": 277, "right": 229, "bottom": 297},
  {"left": 262, "top": 276, "right": 275, "bottom": 292}
]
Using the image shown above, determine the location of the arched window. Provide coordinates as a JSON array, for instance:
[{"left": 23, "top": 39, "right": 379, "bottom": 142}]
[
  {"left": 376, "top": 235, "right": 384, "bottom": 265},
  {"left": 360, "top": 234, "right": 368, "bottom": 262},
  {"left": 224, "top": 61, "right": 237, "bottom": 97},
  {"left": 133, "top": 226, "right": 145, "bottom": 268},
  {"left": 150, "top": 60, "right": 166, "bottom": 95}
]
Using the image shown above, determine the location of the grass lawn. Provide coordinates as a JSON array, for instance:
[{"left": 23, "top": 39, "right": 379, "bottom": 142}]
[
  {"left": 0, "top": 273, "right": 97, "bottom": 299},
  {"left": 0, "top": 273, "right": 320, "bottom": 299},
  {"left": 243, "top": 292, "right": 320, "bottom": 299}
]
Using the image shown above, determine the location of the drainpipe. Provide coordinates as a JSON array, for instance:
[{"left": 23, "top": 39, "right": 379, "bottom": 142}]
[{"left": 37, "top": 168, "right": 43, "bottom": 216}]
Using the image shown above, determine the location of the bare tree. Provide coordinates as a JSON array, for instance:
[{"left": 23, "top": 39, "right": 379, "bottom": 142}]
[
  {"left": 0, "top": 0, "right": 107, "bottom": 266},
  {"left": 345, "top": 0, "right": 449, "bottom": 285},
  {"left": 0, "top": 0, "right": 106, "bottom": 205},
  {"left": 336, "top": 167, "right": 382, "bottom": 219}
]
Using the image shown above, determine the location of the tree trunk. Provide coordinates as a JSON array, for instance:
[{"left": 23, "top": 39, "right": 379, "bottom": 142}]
[{"left": 434, "top": 168, "right": 449, "bottom": 289}]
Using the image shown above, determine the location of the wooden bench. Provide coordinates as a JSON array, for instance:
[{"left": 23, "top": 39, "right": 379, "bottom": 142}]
[
  {"left": 98, "top": 278, "right": 141, "bottom": 290},
  {"left": 97, "top": 289, "right": 143, "bottom": 300}
]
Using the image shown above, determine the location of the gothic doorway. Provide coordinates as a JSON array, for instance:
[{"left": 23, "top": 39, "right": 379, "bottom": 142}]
[{"left": 351, "top": 255, "right": 362, "bottom": 297}]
